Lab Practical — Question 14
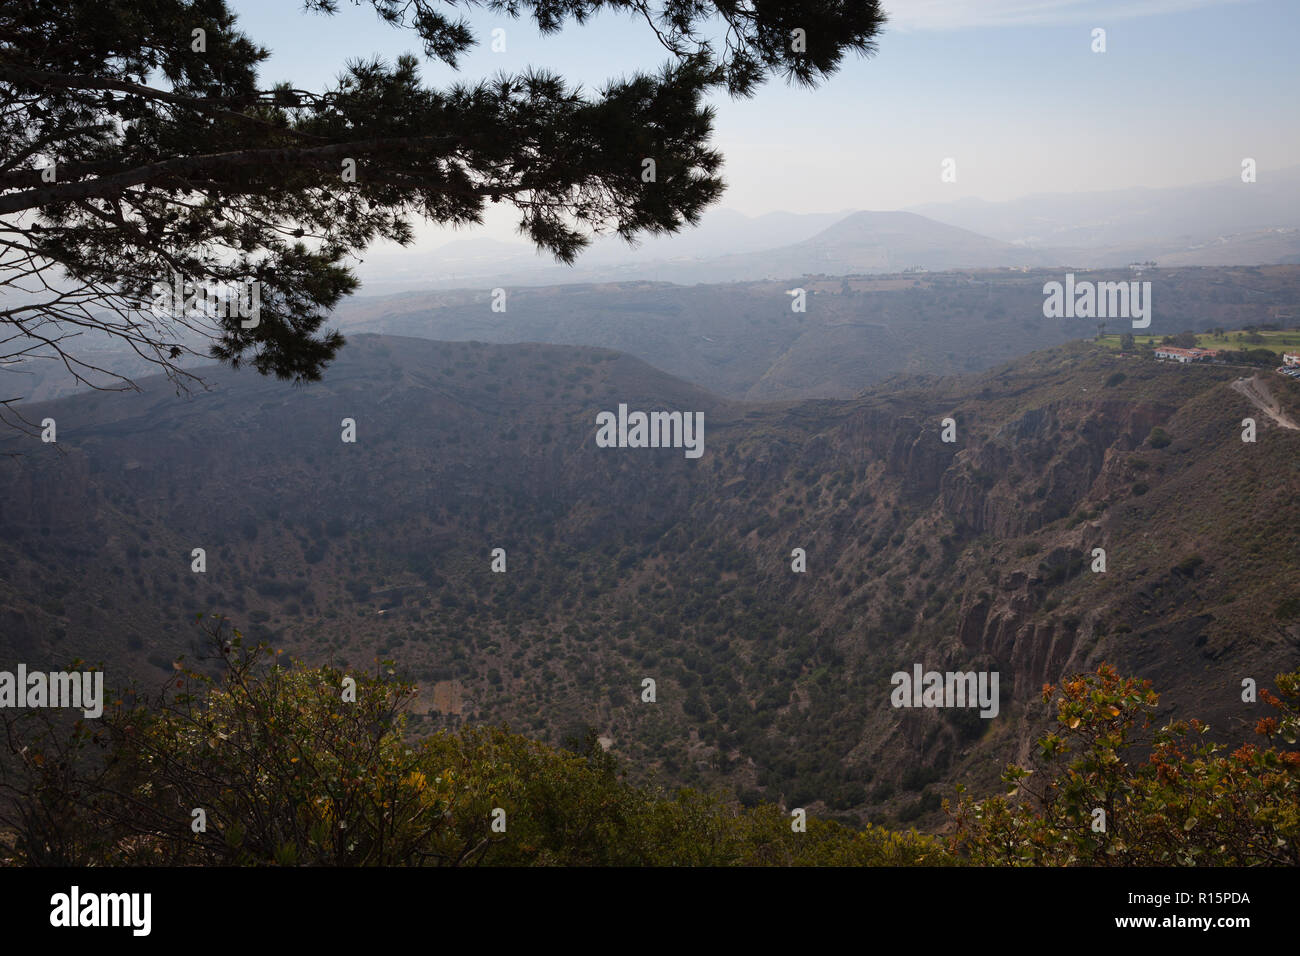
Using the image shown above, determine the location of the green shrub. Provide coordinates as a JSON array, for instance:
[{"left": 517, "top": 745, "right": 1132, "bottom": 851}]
[{"left": 0, "top": 617, "right": 948, "bottom": 868}]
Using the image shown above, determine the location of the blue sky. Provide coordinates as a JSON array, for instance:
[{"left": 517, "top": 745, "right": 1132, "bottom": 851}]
[{"left": 228, "top": 0, "right": 1299, "bottom": 246}]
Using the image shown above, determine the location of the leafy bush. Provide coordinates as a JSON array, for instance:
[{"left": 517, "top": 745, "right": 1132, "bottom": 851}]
[
  {"left": 948, "top": 664, "right": 1300, "bottom": 865},
  {"left": 1275, "top": 597, "right": 1300, "bottom": 621},
  {"left": 0, "top": 617, "right": 945, "bottom": 867},
  {"left": 1147, "top": 427, "right": 1172, "bottom": 449}
]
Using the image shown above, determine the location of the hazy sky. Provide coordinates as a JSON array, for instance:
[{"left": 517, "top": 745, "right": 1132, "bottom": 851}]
[{"left": 228, "top": 0, "right": 1299, "bottom": 248}]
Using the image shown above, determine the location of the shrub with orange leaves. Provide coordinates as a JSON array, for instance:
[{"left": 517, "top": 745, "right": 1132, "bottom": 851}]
[{"left": 947, "top": 663, "right": 1300, "bottom": 866}]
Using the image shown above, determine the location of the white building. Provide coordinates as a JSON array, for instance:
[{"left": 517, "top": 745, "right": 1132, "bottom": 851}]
[{"left": 1155, "top": 346, "right": 1218, "bottom": 363}]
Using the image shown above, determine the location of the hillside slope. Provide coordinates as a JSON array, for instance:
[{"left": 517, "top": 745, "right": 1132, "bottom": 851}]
[
  {"left": 326, "top": 265, "right": 1300, "bottom": 403},
  {"left": 2, "top": 335, "right": 1297, "bottom": 826}
]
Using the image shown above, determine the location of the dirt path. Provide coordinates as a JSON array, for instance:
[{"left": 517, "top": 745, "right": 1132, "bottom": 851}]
[{"left": 1231, "top": 375, "right": 1299, "bottom": 430}]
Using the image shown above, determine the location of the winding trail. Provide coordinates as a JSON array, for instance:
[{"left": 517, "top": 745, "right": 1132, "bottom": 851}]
[{"left": 1231, "top": 375, "right": 1299, "bottom": 430}]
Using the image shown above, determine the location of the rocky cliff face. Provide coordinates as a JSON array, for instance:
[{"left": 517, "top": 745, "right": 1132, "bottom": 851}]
[{"left": 782, "top": 349, "right": 1300, "bottom": 804}]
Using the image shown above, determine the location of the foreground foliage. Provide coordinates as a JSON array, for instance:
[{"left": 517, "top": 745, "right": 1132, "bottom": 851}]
[
  {"left": 4, "top": 620, "right": 1295, "bottom": 866},
  {"left": 0, "top": 617, "right": 939, "bottom": 866},
  {"left": 948, "top": 663, "right": 1300, "bottom": 865}
]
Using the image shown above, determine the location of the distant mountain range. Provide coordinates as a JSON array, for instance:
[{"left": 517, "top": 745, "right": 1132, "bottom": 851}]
[
  {"left": 616, "top": 210, "right": 1047, "bottom": 283},
  {"left": 12, "top": 265, "right": 1299, "bottom": 405},
  {"left": 908, "top": 167, "right": 1300, "bottom": 248},
  {"left": 10, "top": 168, "right": 1300, "bottom": 403},
  {"left": 329, "top": 265, "right": 1300, "bottom": 402},
  {"left": 350, "top": 167, "right": 1300, "bottom": 292}
]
